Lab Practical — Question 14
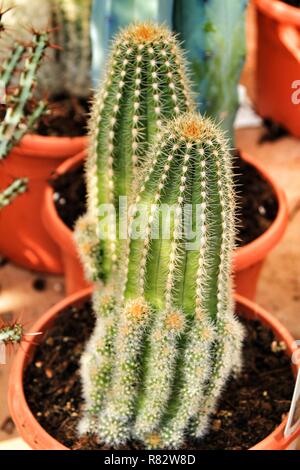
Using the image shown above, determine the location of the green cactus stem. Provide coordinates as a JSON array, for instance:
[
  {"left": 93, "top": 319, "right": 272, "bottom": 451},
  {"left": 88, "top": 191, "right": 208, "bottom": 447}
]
[
  {"left": 51, "top": 0, "right": 92, "bottom": 98},
  {"left": 173, "top": 0, "right": 249, "bottom": 144},
  {"left": 0, "top": 31, "right": 49, "bottom": 159},
  {"left": 79, "top": 112, "right": 244, "bottom": 449},
  {"left": 0, "top": 44, "right": 24, "bottom": 89},
  {"left": 0, "top": 178, "right": 28, "bottom": 210},
  {"left": 75, "top": 22, "right": 192, "bottom": 284}
]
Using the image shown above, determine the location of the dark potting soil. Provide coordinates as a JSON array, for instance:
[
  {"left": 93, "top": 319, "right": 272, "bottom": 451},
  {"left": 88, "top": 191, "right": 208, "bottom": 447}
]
[
  {"left": 260, "top": 119, "right": 289, "bottom": 143},
  {"left": 1, "top": 94, "right": 89, "bottom": 138},
  {"left": 23, "top": 300, "right": 294, "bottom": 450},
  {"left": 51, "top": 154, "right": 278, "bottom": 248},
  {"left": 35, "top": 94, "right": 89, "bottom": 137},
  {"left": 51, "top": 164, "right": 86, "bottom": 230},
  {"left": 235, "top": 156, "right": 278, "bottom": 246},
  {"left": 281, "top": 0, "right": 300, "bottom": 7}
]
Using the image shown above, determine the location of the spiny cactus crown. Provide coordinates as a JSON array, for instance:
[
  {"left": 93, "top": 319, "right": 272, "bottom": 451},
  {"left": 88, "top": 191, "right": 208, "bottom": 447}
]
[
  {"left": 0, "top": 178, "right": 27, "bottom": 210},
  {"left": 51, "top": 0, "right": 92, "bottom": 98},
  {"left": 0, "top": 31, "right": 49, "bottom": 159},
  {"left": 79, "top": 112, "right": 244, "bottom": 449},
  {"left": 74, "top": 22, "right": 193, "bottom": 284},
  {"left": 173, "top": 0, "right": 248, "bottom": 143},
  {"left": 0, "top": 322, "right": 24, "bottom": 345}
]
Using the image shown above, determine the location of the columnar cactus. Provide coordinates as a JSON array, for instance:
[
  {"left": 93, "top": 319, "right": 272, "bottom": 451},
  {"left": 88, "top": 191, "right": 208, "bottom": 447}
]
[
  {"left": 173, "top": 0, "right": 249, "bottom": 143},
  {"left": 79, "top": 112, "right": 244, "bottom": 449},
  {"left": 0, "top": 31, "right": 49, "bottom": 159},
  {"left": 75, "top": 23, "right": 192, "bottom": 283},
  {"left": 0, "top": 178, "right": 28, "bottom": 210},
  {"left": 51, "top": 0, "right": 92, "bottom": 97}
]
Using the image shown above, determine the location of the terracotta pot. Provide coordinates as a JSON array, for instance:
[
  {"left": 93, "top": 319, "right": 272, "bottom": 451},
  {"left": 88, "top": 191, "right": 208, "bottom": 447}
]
[
  {"left": 0, "top": 134, "right": 87, "bottom": 274},
  {"left": 254, "top": 0, "right": 300, "bottom": 137},
  {"left": 43, "top": 151, "right": 90, "bottom": 293},
  {"left": 43, "top": 151, "right": 288, "bottom": 299},
  {"left": 8, "top": 288, "right": 300, "bottom": 450},
  {"left": 233, "top": 152, "right": 288, "bottom": 299}
]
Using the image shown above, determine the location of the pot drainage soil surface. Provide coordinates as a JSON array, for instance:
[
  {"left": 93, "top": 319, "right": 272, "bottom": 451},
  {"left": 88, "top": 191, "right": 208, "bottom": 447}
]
[
  {"left": 35, "top": 93, "right": 89, "bottom": 137},
  {"left": 51, "top": 154, "right": 278, "bottom": 248},
  {"left": 24, "top": 300, "right": 294, "bottom": 450},
  {"left": 281, "top": 1, "right": 300, "bottom": 7}
]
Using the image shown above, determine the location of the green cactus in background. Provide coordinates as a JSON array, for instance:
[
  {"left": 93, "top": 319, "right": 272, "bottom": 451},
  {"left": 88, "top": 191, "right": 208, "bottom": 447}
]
[
  {"left": 51, "top": 0, "right": 92, "bottom": 97},
  {"left": 75, "top": 23, "right": 193, "bottom": 284},
  {"left": 0, "top": 178, "right": 28, "bottom": 210},
  {"left": 90, "top": 0, "right": 249, "bottom": 143},
  {"left": 3, "top": 0, "right": 63, "bottom": 96},
  {"left": 0, "top": 11, "right": 49, "bottom": 206},
  {"left": 5, "top": 0, "right": 92, "bottom": 98},
  {"left": 79, "top": 112, "right": 244, "bottom": 449},
  {"left": 0, "top": 31, "right": 49, "bottom": 159},
  {"left": 173, "top": 0, "right": 249, "bottom": 143},
  {"left": 90, "top": 0, "right": 174, "bottom": 86}
]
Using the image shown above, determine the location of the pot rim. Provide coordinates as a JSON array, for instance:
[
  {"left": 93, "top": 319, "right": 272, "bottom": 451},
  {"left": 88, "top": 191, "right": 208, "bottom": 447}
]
[
  {"left": 43, "top": 150, "right": 289, "bottom": 271},
  {"left": 10, "top": 135, "right": 88, "bottom": 160},
  {"left": 254, "top": 0, "right": 300, "bottom": 25},
  {"left": 43, "top": 151, "right": 86, "bottom": 258},
  {"left": 234, "top": 152, "right": 288, "bottom": 271},
  {"left": 8, "top": 288, "right": 300, "bottom": 450}
]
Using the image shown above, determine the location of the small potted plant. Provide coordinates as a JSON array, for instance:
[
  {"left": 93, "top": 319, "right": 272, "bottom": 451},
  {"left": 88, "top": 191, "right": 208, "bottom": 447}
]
[
  {"left": 0, "top": 0, "right": 90, "bottom": 273},
  {"left": 8, "top": 112, "right": 300, "bottom": 450}
]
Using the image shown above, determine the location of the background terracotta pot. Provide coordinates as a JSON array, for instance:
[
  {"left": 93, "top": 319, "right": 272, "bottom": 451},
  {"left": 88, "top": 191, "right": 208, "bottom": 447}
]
[
  {"left": 0, "top": 134, "right": 87, "bottom": 274},
  {"left": 43, "top": 151, "right": 288, "bottom": 299},
  {"left": 8, "top": 288, "right": 300, "bottom": 450},
  {"left": 43, "top": 151, "right": 90, "bottom": 292},
  {"left": 254, "top": 0, "right": 300, "bottom": 137},
  {"left": 234, "top": 152, "right": 288, "bottom": 300}
]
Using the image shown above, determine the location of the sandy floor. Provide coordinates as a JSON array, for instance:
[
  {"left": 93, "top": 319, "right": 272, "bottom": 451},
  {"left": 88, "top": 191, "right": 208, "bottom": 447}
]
[{"left": 1, "top": 2, "right": 300, "bottom": 449}]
